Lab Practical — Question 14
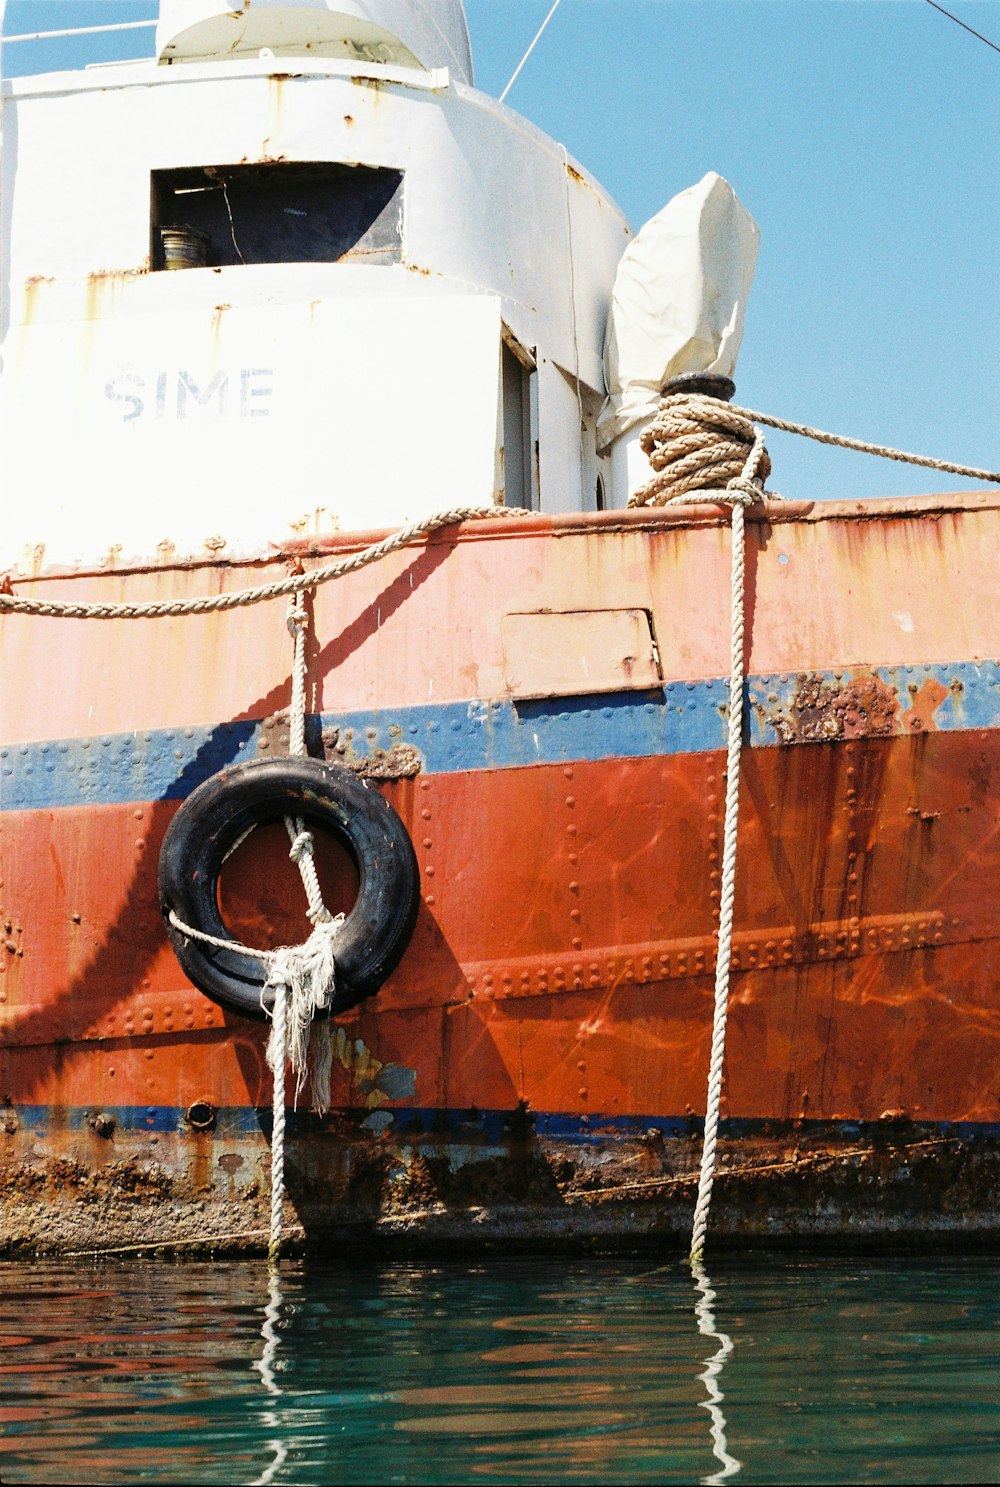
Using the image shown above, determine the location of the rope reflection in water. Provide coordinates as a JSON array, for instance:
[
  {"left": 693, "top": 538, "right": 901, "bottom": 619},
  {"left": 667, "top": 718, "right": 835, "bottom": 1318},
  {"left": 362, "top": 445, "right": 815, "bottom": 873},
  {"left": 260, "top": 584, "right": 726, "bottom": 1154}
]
[
  {"left": 692, "top": 1263, "right": 742, "bottom": 1485},
  {"left": 253, "top": 1269, "right": 290, "bottom": 1487}
]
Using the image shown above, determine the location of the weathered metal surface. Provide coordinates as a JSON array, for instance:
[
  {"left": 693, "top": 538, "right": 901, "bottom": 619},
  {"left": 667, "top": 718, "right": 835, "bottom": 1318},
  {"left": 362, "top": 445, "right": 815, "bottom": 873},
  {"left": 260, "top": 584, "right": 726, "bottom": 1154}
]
[
  {"left": 4, "top": 501, "right": 1000, "bottom": 1249},
  {"left": 2, "top": 1109, "right": 997, "bottom": 1255},
  {"left": 500, "top": 608, "right": 661, "bottom": 699}
]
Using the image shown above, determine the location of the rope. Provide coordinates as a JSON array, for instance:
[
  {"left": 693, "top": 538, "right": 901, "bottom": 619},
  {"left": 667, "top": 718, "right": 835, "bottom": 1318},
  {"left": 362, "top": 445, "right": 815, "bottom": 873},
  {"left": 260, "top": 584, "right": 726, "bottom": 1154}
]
[
  {"left": 731, "top": 404, "right": 1000, "bottom": 485},
  {"left": 167, "top": 592, "right": 349, "bottom": 1260},
  {"left": 266, "top": 984, "right": 287, "bottom": 1269},
  {"left": 631, "top": 393, "right": 767, "bottom": 1265},
  {"left": 631, "top": 396, "right": 772, "bottom": 507},
  {"left": 0, "top": 504, "right": 513, "bottom": 619},
  {"left": 630, "top": 385, "right": 999, "bottom": 1256}
]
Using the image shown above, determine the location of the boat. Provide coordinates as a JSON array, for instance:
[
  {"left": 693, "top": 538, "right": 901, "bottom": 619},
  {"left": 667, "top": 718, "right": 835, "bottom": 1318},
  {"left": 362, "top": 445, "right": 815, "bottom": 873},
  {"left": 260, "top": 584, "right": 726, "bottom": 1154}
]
[{"left": 2, "top": 0, "right": 999, "bottom": 1256}]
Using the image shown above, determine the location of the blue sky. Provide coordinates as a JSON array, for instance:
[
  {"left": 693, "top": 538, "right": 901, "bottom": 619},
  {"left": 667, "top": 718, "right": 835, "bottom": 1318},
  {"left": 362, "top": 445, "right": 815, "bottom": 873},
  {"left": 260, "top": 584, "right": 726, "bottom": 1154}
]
[{"left": 4, "top": 0, "right": 999, "bottom": 501}]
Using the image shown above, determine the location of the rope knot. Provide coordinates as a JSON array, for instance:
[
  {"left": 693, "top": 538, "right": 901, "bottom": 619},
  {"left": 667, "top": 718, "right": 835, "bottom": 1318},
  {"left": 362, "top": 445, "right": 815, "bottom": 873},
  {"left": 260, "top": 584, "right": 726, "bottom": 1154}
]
[
  {"left": 264, "top": 913, "right": 345, "bottom": 1113},
  {"left": 288, "top": 829, "right": 313, "bottom": 864},
  {"left": 286, "top": 600, "right": 307, "bottom": 638}
]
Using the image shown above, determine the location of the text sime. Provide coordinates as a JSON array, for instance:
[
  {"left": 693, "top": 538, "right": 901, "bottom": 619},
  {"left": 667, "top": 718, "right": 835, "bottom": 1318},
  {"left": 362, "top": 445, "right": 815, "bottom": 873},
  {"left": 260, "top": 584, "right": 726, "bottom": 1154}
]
[{"left": 105, "top": 368, "right": 274, "bottom": 422}]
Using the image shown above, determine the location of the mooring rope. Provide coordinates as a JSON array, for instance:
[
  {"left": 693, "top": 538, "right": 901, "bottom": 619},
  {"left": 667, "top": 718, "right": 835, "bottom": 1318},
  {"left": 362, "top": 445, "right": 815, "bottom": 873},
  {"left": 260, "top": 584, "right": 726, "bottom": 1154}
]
[
  {"left": 630, "top": 394, "right": 1000, "bottom": 509},
  {"left": 0, "top": 504, "right": 514, "bottom": 619},
  {"left": 168, "top": 592, "right": 344, "bottom": 1263},
  {"left": 266, "top": 982, "right": 288, "bottom": 1268},
  {"left": 633, "top": 397, "right": 766, "bottom": 1266},
  {"left": 631, "top": 389, "right": 1000, "bottom": 1262}
]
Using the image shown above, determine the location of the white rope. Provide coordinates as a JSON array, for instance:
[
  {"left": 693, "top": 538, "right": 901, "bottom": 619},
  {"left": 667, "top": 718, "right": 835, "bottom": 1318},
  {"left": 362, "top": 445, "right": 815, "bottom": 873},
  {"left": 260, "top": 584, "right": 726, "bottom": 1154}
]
[
  {"left": 0, "top": 504, "right": 514, "bottom": 619},
  {"left": 266, "top": 984, "right": 288, "bottom": 1268},
  {"left": 689, "top": 484, "right": 748, "bottom": 1266},
  {"left": 167, "top": 592, "right": 346, "bottom": 1262},
  {"left": 731, "top": 403, "right": 1000, "bottom": 485},
  {"left": 634, "top": 394, "right": 767, "bottom": 1265}
]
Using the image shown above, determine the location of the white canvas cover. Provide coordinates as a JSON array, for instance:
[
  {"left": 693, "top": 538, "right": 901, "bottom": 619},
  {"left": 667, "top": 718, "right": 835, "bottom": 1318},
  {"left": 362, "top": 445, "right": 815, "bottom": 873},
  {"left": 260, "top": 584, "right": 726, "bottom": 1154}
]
[{"left": 597, "top": 172, "right": 759, "bottom": 452}]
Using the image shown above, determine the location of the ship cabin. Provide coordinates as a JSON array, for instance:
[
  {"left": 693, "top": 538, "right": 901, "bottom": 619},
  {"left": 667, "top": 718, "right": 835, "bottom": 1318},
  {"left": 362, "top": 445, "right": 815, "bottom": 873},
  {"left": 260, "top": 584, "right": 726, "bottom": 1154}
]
[{"left": 0, "top": 0, "right": 631, "bottom": 579}]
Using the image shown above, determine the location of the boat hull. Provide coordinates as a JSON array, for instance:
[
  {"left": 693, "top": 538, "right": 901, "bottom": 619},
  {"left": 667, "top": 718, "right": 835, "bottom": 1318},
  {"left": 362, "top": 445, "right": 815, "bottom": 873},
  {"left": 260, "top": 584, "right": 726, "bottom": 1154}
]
[{"left": 3, "top": 499, "right": 1000, "bottom": 1251}]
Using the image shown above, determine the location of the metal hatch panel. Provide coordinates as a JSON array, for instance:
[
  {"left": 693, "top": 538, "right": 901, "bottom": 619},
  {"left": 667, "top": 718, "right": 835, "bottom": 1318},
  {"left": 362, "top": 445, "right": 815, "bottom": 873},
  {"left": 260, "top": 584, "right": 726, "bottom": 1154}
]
[{"left": 501, "top": 608, "right": 662, "bottom": 700}]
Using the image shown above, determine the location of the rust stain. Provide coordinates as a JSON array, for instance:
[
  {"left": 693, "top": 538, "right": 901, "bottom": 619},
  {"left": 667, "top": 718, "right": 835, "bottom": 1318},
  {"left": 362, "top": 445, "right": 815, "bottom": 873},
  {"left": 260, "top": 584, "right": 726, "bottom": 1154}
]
[
  {"left": 322, "top": 726, "right": 423, "bottom": 780},
  {"left": 767, "top": 672, "right": 899, "bottom": 745},
  {"left": 22, "top": 276, "right": 54, "bottom": 325},
  {"left": 900, "top": 677, "right": 949, "bottom": 733}
]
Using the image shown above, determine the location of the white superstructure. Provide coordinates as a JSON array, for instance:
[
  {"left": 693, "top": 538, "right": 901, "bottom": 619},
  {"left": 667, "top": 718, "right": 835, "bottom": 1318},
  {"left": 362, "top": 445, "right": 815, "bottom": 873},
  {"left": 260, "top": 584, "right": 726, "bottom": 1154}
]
[{"left": 0, "top": 1, "right": 630, "bottom": 574}]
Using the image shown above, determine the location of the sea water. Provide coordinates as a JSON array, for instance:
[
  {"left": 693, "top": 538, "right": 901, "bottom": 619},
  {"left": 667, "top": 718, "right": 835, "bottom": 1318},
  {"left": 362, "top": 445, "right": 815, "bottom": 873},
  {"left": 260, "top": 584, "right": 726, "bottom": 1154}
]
[{"left": 1, "top": 1253, "right": 997, "bottom": 1485}]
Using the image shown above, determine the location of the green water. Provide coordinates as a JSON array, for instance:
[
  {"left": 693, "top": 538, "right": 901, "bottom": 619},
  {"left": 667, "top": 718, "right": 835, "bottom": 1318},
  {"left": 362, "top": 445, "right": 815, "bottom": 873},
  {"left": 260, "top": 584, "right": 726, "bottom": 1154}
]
[{"left": 1, "top": 1254, "right": 997, "bottom": 1485}]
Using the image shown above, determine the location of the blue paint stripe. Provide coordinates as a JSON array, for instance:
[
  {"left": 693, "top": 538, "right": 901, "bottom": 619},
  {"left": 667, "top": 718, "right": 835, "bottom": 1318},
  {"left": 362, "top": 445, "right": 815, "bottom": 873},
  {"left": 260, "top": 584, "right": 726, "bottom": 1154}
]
[
  {"left": 11, "top": 1104, "right": 1000, "bottom": 1144},
  {"left": 2, "top": 659, "right": 998, "bottom": 812}
]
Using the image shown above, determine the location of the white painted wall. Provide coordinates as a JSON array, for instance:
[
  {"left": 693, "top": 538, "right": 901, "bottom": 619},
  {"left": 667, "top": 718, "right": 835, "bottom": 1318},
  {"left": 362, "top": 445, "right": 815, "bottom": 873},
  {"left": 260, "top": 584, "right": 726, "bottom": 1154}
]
[{"left": 0, "top": 57, "right": 630, "bottom": 572}]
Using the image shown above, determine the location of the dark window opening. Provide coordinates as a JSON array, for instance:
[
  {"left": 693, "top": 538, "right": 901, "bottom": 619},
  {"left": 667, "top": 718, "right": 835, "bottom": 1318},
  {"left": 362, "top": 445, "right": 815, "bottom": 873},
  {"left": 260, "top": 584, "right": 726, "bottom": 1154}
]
[
  {"left": 501, "top": 337, "right": 537, "bottom": 511},
  {"left": 151, "top": 162, "right": 404, "bottom": 270}
]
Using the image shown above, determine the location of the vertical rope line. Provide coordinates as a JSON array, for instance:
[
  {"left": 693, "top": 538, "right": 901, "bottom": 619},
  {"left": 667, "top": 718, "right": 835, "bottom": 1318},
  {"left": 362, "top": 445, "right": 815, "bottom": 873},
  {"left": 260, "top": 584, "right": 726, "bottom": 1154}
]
[
  {"left": 268, "top": 983, "right": 288, "bottom": 1268},
  {"left": 689, "top": 496, "right": 748, "bottom": 1265},
  {"left": 286, "top": 597, "right": 308, "bottom": 758}
]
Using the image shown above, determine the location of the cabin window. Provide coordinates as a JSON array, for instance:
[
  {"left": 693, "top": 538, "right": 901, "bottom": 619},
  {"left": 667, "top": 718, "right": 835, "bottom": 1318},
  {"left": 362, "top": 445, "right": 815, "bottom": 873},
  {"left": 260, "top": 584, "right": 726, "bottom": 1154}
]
[
  {"left": 500, "top": 333, "right": 538, "bottom": 510},
  {"left": 150, "top": 162, "right": 404, "bottom": 269}
]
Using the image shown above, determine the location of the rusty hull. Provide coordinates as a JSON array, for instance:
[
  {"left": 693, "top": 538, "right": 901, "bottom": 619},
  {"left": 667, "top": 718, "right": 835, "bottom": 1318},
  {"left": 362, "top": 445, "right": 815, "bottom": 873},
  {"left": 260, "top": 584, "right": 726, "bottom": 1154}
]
[{"left": 3, "top": 494, "right": 1000, "bottom": 1252}]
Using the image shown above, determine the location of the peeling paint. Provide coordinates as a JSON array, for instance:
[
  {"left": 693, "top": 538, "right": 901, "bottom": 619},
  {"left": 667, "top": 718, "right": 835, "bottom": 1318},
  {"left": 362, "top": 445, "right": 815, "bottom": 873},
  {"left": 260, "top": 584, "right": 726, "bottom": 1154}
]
[
  {"left": 766, "top": 671, "right": 899, "bottom": 744},
  {"left": 322, "top": 726, "right": 423, "bottom": 779}
]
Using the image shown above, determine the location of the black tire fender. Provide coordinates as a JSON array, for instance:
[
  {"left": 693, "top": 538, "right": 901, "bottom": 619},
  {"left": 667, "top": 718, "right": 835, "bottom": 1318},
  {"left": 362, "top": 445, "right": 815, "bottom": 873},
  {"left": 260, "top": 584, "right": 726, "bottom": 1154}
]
[{"left": 158, "top": 756, "right": 420, "bottom": 1020}]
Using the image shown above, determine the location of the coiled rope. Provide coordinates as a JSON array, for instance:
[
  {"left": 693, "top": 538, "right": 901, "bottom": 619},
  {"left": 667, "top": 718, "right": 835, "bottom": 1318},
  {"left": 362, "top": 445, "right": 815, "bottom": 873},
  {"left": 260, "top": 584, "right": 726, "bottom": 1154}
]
[{"left": 631, "top": 395, "right": 1000, "bottom": 509}]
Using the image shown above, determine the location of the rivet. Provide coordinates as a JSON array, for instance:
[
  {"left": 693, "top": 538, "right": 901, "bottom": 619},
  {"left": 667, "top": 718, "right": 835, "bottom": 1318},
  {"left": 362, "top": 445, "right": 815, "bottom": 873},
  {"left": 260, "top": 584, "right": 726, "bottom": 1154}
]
[
  {"left": 564, "top": 766, "right": 574, "bottom": 779},
  {"left": 421, "top": 808, "right": 431, "bottom": 820},
  {"left": 426, "top": 894, "right": 436, "bottom": 906},
  {"left": 425, "top": 866, "right": 435, "bottom": 878},
  {"left": 423, "top": 837, "right": 432, "bottom": 849},
  {"left": 565, "top": 796, "right": 576, "bottom": 808},
  {"left": 419, "top": 780, "right": 431, "bottom": 791},
  {"left": 572, "top": 937, "right": 582, "bottom": 949}
]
